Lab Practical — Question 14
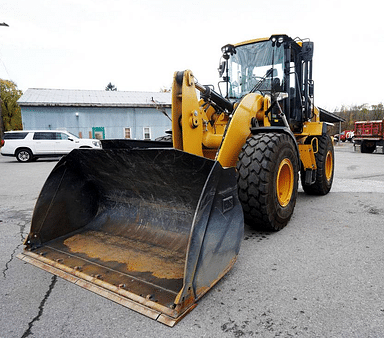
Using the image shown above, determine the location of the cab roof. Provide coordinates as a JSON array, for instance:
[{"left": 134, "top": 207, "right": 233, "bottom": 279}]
[
  {"left": 233, "top": 35, "right": 301, "bottom": 48},
  {"left": 234, "top": 37, "right": 269, "bottom": 47}
]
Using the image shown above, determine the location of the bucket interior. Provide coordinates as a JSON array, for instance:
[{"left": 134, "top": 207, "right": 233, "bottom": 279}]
[{"left": 27, "top": 148, "right": 215, "bottom": 308}]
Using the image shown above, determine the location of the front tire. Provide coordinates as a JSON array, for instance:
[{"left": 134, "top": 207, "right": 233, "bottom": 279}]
[
  {"left": 237, "top": 133, "right": 299, "bottom": 231},
  {"left": 16, "top": 148, "right": 33, "bottom": 162},
  {"left": 301, "top": 135, "right": 334, "bottom": 195}
]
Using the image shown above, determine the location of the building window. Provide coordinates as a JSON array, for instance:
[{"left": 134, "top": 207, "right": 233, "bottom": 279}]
[
  {"left": 124, "top": 128, "right": 131, "bottom": 139},
  {"left": 143, "top": 127, "right": 151, "bottom": 140}
]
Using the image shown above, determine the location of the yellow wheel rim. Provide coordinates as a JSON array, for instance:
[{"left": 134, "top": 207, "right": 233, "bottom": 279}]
[
  {"left": 325, "top": 150, "right": 333, "bottom": 181},
  {"left": 276, "top": 158, "right": 294, "bottom": 207}
]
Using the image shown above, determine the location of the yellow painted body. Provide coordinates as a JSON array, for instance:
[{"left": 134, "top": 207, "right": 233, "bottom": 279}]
[
  {"left": 298, "top": 144, "right": 317, "bottom": 170},
  {"left": 216, "top": 93, "right": 264, "bottom": 167},
  {"left": 172, "top": 70, "right": 322, "bottom": 171}
]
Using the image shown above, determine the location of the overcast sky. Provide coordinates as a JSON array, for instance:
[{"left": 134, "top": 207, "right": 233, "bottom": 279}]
[{"left": 1, "top": 0, "right": 383, "bottom": 111}]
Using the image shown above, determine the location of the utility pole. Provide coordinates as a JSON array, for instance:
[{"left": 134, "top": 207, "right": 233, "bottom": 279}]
[{"left": 0, "top": 22, "right": 9, "bottom": 142}]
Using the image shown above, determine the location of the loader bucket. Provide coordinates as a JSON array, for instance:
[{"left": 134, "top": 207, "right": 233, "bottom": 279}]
[{"left": 18, "top": 148, "right": 244, "bottom": 326}]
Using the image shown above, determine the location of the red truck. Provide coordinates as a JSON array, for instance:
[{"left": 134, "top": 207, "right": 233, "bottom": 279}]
[
  {"left": 335, "top": 130, "right": 354, "bottom": 142},
  {"left": 354, "top": 119, "right": 384, "bottom": 153}
]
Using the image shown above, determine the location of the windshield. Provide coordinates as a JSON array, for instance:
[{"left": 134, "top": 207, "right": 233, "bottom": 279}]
[
  {"left": 67, "top": 131, "right": 79, "bottom": 139},
  {"left": 227, "top": 40, "right": 284, "bottom": 99}
]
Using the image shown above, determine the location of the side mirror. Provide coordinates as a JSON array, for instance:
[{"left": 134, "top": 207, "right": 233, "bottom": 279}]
[
  {"left": 218, "top": 61, "right": 226, "bottom": 78},
  {"left": 219, "top": 44, "right": 235, "bottom": 79},
  {"left": 302, "top": 42, "right": 314, "bottom": 62},
  {"left": 68, "top": 138, "right": 74, "bottom": 142}
]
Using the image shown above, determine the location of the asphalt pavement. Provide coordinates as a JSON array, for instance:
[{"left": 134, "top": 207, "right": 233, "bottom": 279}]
[{"left": 1, "top": 142, "right": 384, "bottom": 338}]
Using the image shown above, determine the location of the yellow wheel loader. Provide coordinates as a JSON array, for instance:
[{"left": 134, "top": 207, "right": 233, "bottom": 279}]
[{"left": 18, "top": 34, "right": 334, "bottom": 326}]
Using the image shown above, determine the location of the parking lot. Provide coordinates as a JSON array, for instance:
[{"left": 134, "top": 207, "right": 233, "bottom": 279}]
[{"left": 1, "top": 142, "right": 384, "bottom": 338}]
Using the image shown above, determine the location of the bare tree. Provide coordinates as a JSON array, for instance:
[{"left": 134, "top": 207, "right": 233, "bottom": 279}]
[{"left": 329, "top": 103, "right": 384, "bottom": 135}]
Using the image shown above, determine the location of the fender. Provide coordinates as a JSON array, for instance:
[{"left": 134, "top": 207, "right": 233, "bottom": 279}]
[{"left": 250, "top": 126, "right": 300, "bottom": 166}]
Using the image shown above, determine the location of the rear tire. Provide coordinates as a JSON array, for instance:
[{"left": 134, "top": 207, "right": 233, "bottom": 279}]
[
  {"left": 301, "top": 135, "right": 334, "bottom": 195},
  {"left": 361, "top": 141, "right": 376, "bottom": 153},
  {"left": 237, "top": 133, "right": 299, "bottom": 231},
  {"left": 16, "top": 148, "right": 33, "bottom": 162}
]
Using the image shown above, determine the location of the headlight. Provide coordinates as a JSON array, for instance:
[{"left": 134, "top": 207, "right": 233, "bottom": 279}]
[{"left": 92, "top": 141, "right": 100, "bottom": 147}]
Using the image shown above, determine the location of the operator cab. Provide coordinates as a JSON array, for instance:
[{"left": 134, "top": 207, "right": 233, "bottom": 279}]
[{"left": 218, "top": 35, "right": 314, "bottom": 132}]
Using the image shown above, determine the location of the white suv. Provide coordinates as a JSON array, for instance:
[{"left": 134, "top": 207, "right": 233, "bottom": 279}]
[{"left": 1, "top": 130, "right": 102, "bottom": 162}]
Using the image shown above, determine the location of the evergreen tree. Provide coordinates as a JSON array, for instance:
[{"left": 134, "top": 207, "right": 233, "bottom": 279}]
[{"left": 105, "top": 82, "right": 117, "bottom": 91}]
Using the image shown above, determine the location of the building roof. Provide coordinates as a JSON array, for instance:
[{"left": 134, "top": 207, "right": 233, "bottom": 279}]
[
  {"left": 18, "top": 88, "right": 171, "bottom": 108},
  {"left": 318, "top": 107, "right": 345, "bottom": 123}
]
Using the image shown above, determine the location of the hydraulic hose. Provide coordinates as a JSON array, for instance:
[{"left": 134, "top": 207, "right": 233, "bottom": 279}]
[{"left": 195, "top": 82, "right": 233, "bottom": 113}]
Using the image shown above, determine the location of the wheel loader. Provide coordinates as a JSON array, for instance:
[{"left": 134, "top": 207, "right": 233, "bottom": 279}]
[{"left": 18, "top": 34, "right": 334, "bottom": 326}]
